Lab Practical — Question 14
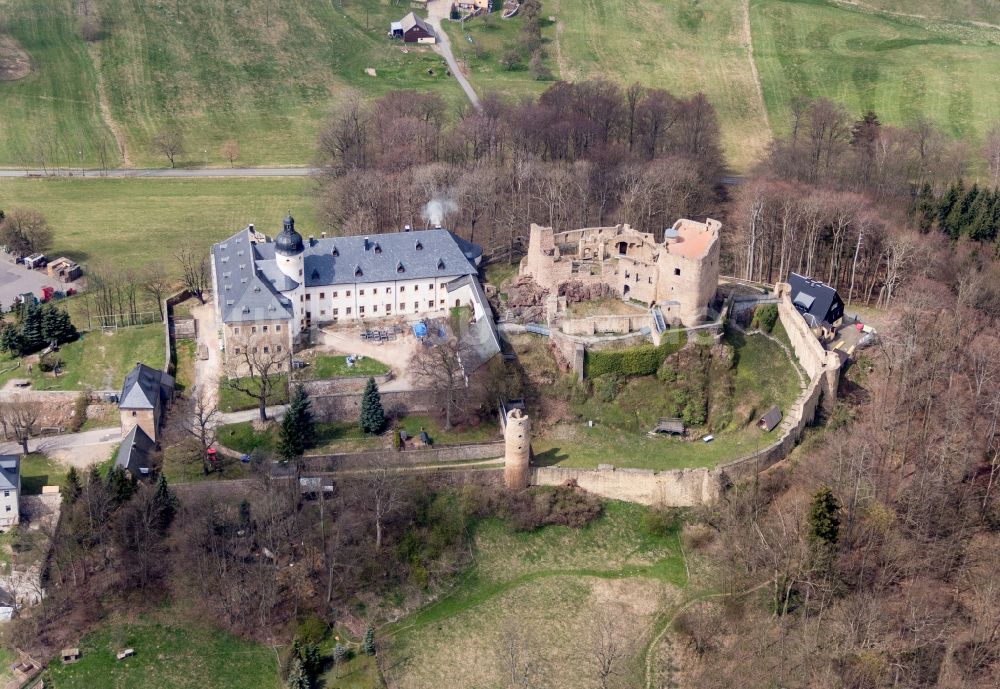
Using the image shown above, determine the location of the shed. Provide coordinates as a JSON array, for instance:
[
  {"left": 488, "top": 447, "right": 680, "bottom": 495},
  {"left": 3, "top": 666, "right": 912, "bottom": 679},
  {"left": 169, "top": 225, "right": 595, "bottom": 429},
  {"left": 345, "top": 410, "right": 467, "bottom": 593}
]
[
  {"left": 24, "top": 254, "right": 47, "bottom": 270},
  {"left": 61, "top": 648, "right": 81, "bottom": 664},
  {"left": 757, "top": 405, "right": 782, "bottom": 432},
  {"left": 650, "top": 418, "right": 685, "bottom": 436},
  {"left": 47, "top": 257, "right": 82, "bottom": 282}
]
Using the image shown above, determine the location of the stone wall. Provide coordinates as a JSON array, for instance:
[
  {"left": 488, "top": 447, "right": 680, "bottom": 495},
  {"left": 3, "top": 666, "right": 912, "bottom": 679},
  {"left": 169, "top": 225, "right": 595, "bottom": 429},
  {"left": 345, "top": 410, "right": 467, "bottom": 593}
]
[
  {"left": 560, "top": 314, "right": 652, "bottom": 336},
  {"left": 310, "top": 388, "right": 436, "bottom": 421},
  {"left": 302, "top": 441, "right": 505, "bottom": 471},
  {"left": 301, "top": 374, "right": 393, "bottom": 396},
  {"left": 774, "top": 283, "right": 841, "bottom": 409},
  {"left": 530, "top": 464, "right": 719, "bottom": 506}
]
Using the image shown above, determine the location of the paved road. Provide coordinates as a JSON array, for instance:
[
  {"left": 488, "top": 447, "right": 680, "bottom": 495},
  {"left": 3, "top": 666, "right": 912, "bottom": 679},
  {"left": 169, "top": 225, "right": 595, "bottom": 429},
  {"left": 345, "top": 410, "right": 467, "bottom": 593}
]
[
  {"left": 0, "top": 166, "right": 318, "bottom": 179},
  {"left": 425, "top": 3, "right": 480, "bottom": 109},
  {"left": 1, "top": 426, "right": 121, "bottom": 468}
]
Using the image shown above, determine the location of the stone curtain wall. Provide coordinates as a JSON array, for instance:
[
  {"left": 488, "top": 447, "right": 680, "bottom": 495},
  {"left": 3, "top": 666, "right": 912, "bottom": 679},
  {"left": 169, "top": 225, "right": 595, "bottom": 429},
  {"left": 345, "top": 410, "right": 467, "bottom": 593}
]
[
  {"left": 527, "top": 283, "right": 843, "bottom": 506},
  {"left": 560, "top": 314, "right": 653, "bottom": 336},
  {"left": 301, "top": 374, "right": 393, "bottom": 396},
  {"left": 302, "top": 441, "right": 505, "bottom": 471}
]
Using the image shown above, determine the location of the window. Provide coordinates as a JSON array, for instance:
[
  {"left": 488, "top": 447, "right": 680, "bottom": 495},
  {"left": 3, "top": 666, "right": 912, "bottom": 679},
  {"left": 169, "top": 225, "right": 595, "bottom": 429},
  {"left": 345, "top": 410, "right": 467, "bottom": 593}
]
[
  {"left": 428, "top": 300, "right": 434, "bottom": 308},
  {"left": 372, "top": 288, "right": 377, "bottom": 294},
  {"left": 262, "top": 325, "right": 268, "bottom": 332},
  {"left": 3, "top": 491, "right": 8, "bottom": 498},
  {"left": 674, "top": 268, "right": 681, "bottom": 276},
  {"left": 386, "top": 304, "right": 392, "bottom": 312},
  {"left": 346, "top": 307, "right": 352, "bottom": 315},
  {"left": 333, "top": 291, "right": 338, "bottom": 298},
  {"left": 132, "top": 411, "right": 136, "bottom": 417},
  {"left": 253, "top": 347, "right": 258, "bottom": 353},
  {"left": 263, "top": 346, "right": 270, "bottom": 353},
  {"left": 400, "top": 286, "right": 405, "bottom": 292},
  {"left": 360, "top": 289, "right": 365, "bottom": 295},
  {"left": 320, "top": 292, "right": 325, "bottom": 299},
  {"left": 648, "top": 277, "right": 653, "bottom": 284},
  {"left": 233, "top": 327, "right": 240, "bottom": 334},
  {"left": 252, "top": 326, "right": 257, "bottom": 333},
  {"left": 373, "top": 305, "right": 378, "bottom": 312},
  {"left": 414, "top": 302, "right": 419, "bottom": 310},
  {"left": 346, "top": 290, "right": 351, "bottom": 297},
  {"left": 276, "top": 325, "right": 282, "bottom": 332},
  {"left": 400, "top": 303, "right": 406, "bottom": 311},
  {"left": 320, "top": 309, "right": 326, "bottom": 315},
  {"left": 428, "top": 283, "right": 433, "bottom": 290},
  {"left": 386, "top": 287, "right": 392, "bottom": 293},
  {"left": 305, "top": 294, "right": 311, "bottom": 301},
  {"left": 359, "top": 306, "right": 365, "bottom": 314},
  {"left": 299, "top": 269, "right": 303, "bottom": 276},
  {"left": 234, "top": 347, "right": 241, "bottom": 355},
  {"left": 439, "top": 299, "right": 445, "bottom": 306},
  {"left": 333, "top": 308, "right": 339, "bottom": 315},
  {"left": 276, "top": 345, "right": 283, "bottom": 352},
  {"left": 414, "top": 285, "right": 419, "bottom": 292}
]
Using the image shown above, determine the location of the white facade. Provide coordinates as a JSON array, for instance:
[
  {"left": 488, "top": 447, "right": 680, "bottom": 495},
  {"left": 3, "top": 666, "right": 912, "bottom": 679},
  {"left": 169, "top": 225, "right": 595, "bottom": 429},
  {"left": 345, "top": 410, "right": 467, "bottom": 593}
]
[{"left": 296, "top": 275, "right": 464, "bottom": 326}]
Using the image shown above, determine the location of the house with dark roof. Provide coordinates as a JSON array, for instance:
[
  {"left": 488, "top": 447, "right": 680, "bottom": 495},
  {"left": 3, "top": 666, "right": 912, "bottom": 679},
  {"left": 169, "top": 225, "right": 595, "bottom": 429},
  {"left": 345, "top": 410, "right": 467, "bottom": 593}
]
[
  {"left": 0, "top": 455, "right": 21, "bottom": 530},
  {"left": 757, "top": 405, "right": 782, "bottom": 432},
  {"left": 211, "top": 216, "right": 494, "bottom": 372},
  {"left": 115, "top": 425, "right": 156, "bottom": 481},
  {"left": 394, "top": 12, "right": 435, "bottom": 43},
  {"left": 118, "top": 362, "right": 174, "bottom": 443},
  {"left": 787, "top": 273, "right": 844, "bottom": 327}
]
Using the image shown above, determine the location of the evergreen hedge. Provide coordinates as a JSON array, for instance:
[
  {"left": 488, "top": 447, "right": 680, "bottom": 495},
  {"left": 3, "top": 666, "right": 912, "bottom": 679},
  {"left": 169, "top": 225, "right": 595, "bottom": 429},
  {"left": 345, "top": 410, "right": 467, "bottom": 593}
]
[{"left": 584, "top": 331, "right": 687, "bottom": 378}]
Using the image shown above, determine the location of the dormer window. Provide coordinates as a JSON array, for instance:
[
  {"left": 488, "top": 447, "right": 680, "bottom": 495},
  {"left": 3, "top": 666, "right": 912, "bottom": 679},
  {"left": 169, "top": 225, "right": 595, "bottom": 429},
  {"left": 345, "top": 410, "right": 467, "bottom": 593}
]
[
  {"left": 396, "top": 261, "right": 405, "bottom": 273},
  {"left": 415, "top": 240, "right": 423, "bottom": 251},
  {"left": 253, "top": 285, "right": 261, "bottom": 292},
  {"left": 312, "top": 269, "right": 320, "bottom": 280},
  {"left": 437, "top": 258, "right": 445, "bottom": 270},
  {"left": 374, "top": 242, "right": 382, "bottom": 254},
  {"left": 332, "top": 245, "right": 339, "bottom": 257},
  {"left": 355, "top": 265, "right": 363, "bottom": 277}
]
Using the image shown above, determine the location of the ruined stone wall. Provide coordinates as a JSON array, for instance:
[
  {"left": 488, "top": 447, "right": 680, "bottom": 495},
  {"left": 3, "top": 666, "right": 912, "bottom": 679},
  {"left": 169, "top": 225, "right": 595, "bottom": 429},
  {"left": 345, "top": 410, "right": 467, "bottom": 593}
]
[
  {"left": 530, "top": 465, "right": 720, "bottom": 506},
  {"left": 560, "top": 314, "right": 652, "bottom": 336}
]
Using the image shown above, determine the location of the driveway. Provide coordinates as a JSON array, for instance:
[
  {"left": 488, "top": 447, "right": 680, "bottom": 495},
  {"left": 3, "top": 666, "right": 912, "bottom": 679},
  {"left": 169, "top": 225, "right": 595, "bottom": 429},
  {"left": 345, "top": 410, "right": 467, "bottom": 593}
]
[
  {"left": 0, "top": 427, "right": 121, "bottom": 468},
  {"left": 425, "top": 0, "right": 480, "bottom": 108},
  {"left": 191, "top": 299, "right": 221, "bottom": 411}
]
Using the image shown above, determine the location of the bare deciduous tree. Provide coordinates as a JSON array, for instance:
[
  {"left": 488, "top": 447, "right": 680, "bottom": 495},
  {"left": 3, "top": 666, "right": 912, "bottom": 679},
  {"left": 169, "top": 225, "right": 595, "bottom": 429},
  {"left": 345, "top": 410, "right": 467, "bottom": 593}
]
[
  {"left": 0, "top": 208, "right": 54, "bottom": 258},
  {"left": 360, "top": 456, "right": 402, "bottom": 551},
  {"left": 152, "top": 128, "right": 185, "bottom": 168},
  {"left": 220, "top": 139, "right": 240, "bottom": 168},
  {"left": 586, "top": 609, "right": 628, "bottom": 689},
  {"left": 496, "top": 620, "right": 543, "bottom": 689},
  {"left": 0, "top": 397, "right": 44, "bottom": 455},
  {"left": 143, "top": 264, "right": 172, "bottom": 322},
  {"left": 175, "top": 247, "right": 210, "bottom": 303},
  {"left": 408, "top": 338, "right": 467, "bottom": 430},
  {"left": 223, "top": 331, "right": 286, "bottom": 422}
]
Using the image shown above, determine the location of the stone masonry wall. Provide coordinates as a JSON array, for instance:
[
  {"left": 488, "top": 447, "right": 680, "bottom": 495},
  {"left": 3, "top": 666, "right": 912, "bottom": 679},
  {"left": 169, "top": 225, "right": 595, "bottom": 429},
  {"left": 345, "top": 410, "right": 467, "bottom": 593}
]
[
  {"left": 302, "top": 441, "right": 505, "bottom": 471},
  {"left": 301, "top": 374, "right": 393, "bottom": 396},
  {"left": 310, "top": 389, "right": 436, "bottom": 421},
  {"left": 560, "top": 314, "right": 653, "bottom": 336}
]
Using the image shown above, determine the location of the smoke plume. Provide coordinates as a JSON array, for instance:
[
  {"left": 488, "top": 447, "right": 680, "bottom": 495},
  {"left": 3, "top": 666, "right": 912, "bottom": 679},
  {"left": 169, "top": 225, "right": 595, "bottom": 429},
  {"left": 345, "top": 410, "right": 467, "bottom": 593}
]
[{"left": 422, "top": 196, "right": 458, "bottom": 227}]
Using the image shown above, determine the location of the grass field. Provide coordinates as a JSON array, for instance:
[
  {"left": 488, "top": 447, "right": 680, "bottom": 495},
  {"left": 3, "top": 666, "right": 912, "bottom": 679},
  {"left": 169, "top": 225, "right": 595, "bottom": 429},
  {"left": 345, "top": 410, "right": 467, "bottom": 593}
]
[
  {"left": 0, "top": 177, "right": 315, "bottom": 277},
  {"left": 387, "top": 500, "right": 685, "bottom": 689},
  {"left": 19, "top": 453, "right": 68, "bottom": 495},
  {"left": 217, "top": 375, "right": 290, "bottom": 413},
  {"left": 46, "top": 618, "right": 280, "bottom": 689},
  {"left": 0, "top": 324, "right": 163, "bottom": 392},
  {"left": 0, "top": 0, "right": 465, "bottom": 168},
  {"left": 533, "top": 330, "right": 802, "bottom": 470},
  {"left": 298, "top": 353, "right": 391, "bottom": 380},
  {"left": 752, "top": 0, "right": 1000, "bottom": 143},
  {"left": 836, "top": 0, "right": 1000, "bottom": 26}
]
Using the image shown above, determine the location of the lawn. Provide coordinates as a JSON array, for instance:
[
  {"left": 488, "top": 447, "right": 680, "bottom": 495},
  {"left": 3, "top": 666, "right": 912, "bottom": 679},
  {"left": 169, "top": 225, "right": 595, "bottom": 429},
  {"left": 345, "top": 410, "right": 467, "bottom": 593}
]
[
  {"left": 0, "top": 177, "right": 315, "bottom": 279},
  {"left": 386, "top": 500, "right": 685, "bottom": 689},
  {"left": 218, "top": 375, "right": 290, "bottom": 413},
  {"left": 46, "top": 618, "right": 280, "bottom": 689},
  {"left": 299, "top": 353, "right": 391, "bottom": 380},
  {"left": 173, "top": 338, "right": 196, "bottom": 394},
  {"left": 752, "top": 0, "right": 1000, "bottom": 144},
  {"left": 0, "top": 0, "right": 464, "bottom": 169},
  {"left": 534, "top": 330, "right": 803, "bottom": 470},
  {"left": 19, "top": 453, "right": 68, "bottom": 495},
  {"left": 0, "top": 324, "right": 164, "bottom": 392},
  {"left": 446, "top": 0, "right": 770, "bottom": 170}
]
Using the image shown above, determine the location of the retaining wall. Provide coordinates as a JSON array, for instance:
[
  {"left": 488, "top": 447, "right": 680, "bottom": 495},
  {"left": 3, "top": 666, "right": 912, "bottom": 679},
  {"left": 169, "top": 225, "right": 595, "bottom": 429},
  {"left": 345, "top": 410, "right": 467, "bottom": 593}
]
[
  {"left": 302, "top": 441, "right": 505, "bottom": 471},
  {"left": 531, "top": 464, "right": 719, "bottom": 506},
  {"left": 301, "top": 374, "right": 393, "bottom": 396},
  {"left": 310, "top": 388, "right": 436, "bottom": 421},
  {"left": 560, "top": 314, "right": 652, "bottom": 336}
]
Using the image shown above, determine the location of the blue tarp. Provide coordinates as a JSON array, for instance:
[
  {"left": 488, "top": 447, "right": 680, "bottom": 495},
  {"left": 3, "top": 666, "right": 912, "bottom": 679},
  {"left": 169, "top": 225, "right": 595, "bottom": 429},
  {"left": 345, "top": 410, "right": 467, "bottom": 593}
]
[{"left": 412, "top": 322, "right": 428, "bottom": 338}]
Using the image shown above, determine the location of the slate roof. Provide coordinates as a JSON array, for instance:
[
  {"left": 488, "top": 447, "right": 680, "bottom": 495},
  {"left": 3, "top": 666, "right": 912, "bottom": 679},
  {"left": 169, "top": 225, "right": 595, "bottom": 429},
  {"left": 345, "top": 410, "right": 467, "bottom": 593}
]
[
  {"left": 758, "top": 405, "right": 782, "bottom": 432},
  {"left": 119, "top": 363, "right": 174, "bottom": 410},
  {"left": 787, "top": 272, "right": 844, "bottom": 326},
  {"left": 212, "top": 226, "right": 481, "bottom": 325},
  {"left": 116, "top": 425, "right": 155, "bottom": 478},
  {"left": 400, "top": 11, "right": 433, "bottom": 35},
  {"left": 0, "top": 455, "right": 19, "bottom": 492},
  {"left": 445, "top": 274, "right": 501, "bottom": 372}
]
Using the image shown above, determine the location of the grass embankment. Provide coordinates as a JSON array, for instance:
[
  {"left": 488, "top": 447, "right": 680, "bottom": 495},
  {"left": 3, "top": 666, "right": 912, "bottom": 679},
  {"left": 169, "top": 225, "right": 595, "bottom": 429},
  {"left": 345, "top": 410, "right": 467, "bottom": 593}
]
[
  {"left": 447, "top": 0, "right": 770, "bottom": 169},
  {"left": 752, "top": 0, "right": 1000, "bottom": 145},
  {"left": 0, "top": 324, "right": 163, "bottom": 392},
  {"left": 0, "top": 0, "right": 463, "bottom": 168},
  {"left": 0, "top": 177, "right": 314, "bottom": 279},
  {"left": 299, "top": 353, "right": 391, "bottom": 380},
  {"left": 387, "top": 500, "right": 685, "bottom": 689},
  {"left": 46, "top": 619, "right": 280, "bottom": 689},
  {"left": 218, "top": 414, "right": 500, "bottom": 455},
  {"left": 19, "top": 453, "right": 68, "bottom": 495},
  {"left": 534, "top": 329, "right": 802, "bottom": 470},
  {"left": 173, "top": 338, "right": 196, "bottom": 394}
]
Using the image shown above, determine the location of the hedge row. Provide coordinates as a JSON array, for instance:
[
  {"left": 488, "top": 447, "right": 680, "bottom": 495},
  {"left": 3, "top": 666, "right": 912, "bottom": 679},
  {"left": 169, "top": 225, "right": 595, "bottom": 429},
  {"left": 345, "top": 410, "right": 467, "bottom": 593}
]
[{"left": 584, "top": 331, "right": 688, "bottom": 378}]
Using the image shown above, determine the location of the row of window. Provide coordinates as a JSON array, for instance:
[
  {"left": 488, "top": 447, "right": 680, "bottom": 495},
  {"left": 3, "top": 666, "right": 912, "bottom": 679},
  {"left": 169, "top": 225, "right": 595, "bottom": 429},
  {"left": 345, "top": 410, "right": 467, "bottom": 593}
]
[
  {"left": 233, "top": 344, "right": 284, "bottom": 355},
  {"left": 232, "top": 324, "right": 282, "bottom": 335},
  {"left": 302, "top": 283, "right": 440, "bottom": 302},
  {"left": 316, "top": 299, "right": 448, "bottom": 317}
]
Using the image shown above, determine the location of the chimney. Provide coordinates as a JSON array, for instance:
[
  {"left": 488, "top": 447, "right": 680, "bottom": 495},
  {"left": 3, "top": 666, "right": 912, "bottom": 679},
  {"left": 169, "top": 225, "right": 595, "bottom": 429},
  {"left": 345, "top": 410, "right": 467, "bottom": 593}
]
[
  {"left": 321, "top": 232, "right": 327, "bottom": 239},
  {"left": 404, "top": 224, "right": 412, "bottom": 232},
  {"left": 364, "top": 236, "right": 370, "bottom": 250}
]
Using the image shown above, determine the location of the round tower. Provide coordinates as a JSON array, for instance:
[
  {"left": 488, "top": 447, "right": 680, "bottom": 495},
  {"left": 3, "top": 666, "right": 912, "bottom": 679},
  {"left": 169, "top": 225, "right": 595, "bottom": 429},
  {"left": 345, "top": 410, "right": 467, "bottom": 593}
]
[
  {"left": 504, "top": 408, "right": 531, "bottom": 490},
  {"left": 275, "top": 214, "right": 304, "bottom": 283}
]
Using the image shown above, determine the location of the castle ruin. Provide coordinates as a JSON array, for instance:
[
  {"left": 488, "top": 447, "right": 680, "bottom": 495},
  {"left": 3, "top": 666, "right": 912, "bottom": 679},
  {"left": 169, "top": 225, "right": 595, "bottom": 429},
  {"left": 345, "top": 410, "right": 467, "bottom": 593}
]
[
  {"left": 520, "top": 218, "right": 722, "bottom": 326},
  {"left": 503, "top": 408, "right": 531, "bottom": 490}
]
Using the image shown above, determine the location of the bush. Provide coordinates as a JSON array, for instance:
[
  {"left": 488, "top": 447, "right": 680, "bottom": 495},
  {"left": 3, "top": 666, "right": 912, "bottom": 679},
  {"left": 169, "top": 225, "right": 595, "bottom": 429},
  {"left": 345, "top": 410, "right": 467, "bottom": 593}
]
[
  {"left": 751, "top": 303, "right": 779, "bottom": 333},
  {"left": 69, "top": 393, "right": 88, "bottom": 433},
  {"left": 585, "top": 331, "right": 687, "bottom": 378},
  {"left": 643, "top": 507, "right": 682, "bottom": 537},
  {"left": 38, "top": 352, "right": 63, "bottom": 373},
  {"left": 506, "top": 486, "right": 603, "bottom": 532}
]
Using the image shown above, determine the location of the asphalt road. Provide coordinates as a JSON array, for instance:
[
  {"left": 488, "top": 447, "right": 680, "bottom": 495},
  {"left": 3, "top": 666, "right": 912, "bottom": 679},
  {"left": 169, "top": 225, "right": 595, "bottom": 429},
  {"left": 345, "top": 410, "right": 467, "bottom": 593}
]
[{"left": 0, "top": 166, "right": 318, "bottom": 178}]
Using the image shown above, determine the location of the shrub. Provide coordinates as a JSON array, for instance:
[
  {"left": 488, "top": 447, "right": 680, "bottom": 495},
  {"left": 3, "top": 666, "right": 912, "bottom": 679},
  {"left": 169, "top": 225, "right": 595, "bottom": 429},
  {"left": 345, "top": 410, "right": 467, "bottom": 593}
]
[
  {"left": 38, "top": 352, "right": 63, "bottom": 373},
  {"left": 643, "top": 507, "right": 682, "bottom": 537},
  {"left": 506, "top": 486, "right": 603, "bottom": 531},
  {"left": 69, "top": 393, "right": 88, "bottom": 432},
  {"left": 751, "top": 303, "right": 779, "bottom": 333},
  {"left": 363, "top": 627, "right": 376, "bottom": 656},
  {"left": 593, "top": 374, "right": 621, "bottom": 403},
  {"left": 585, "top": 331, "right": 687, "bottom": 378}
]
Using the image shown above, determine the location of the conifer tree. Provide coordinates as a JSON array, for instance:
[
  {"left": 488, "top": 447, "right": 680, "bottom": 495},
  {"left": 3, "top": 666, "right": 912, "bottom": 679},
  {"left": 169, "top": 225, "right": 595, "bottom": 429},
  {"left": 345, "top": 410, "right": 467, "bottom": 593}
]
[
  {"left": 278, "top": 385, "right": 317, "bottom": 462},
  {"left": 152, "top": 473, "right": 178, "bottom": 531},
  {"left": 61, "top": 466, "right": 82, "bottom": 504},
  {"left": 359, "top": 377, "right": 386, "bottom": 435},
  {"left": 363, "top": 626, "right": 376, "bottom": 656},
  {"left": 914, "top": 182, "right": 937, "bottom": 233},
  {"left": 808, "top": 486, "right": 840, "bottom": 546},
  {"left": 106, "top": 464, "right": 136, "bottom": 508},
  {"left": 286, "top": 656, "right": 310, "bottom": 689}
]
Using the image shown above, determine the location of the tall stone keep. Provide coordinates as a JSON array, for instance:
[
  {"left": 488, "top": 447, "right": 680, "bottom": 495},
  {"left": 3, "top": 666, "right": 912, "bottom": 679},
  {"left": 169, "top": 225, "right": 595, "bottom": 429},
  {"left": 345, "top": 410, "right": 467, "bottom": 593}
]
[{"left": 504, "top": 408, "right": 531, "bottom": 490}]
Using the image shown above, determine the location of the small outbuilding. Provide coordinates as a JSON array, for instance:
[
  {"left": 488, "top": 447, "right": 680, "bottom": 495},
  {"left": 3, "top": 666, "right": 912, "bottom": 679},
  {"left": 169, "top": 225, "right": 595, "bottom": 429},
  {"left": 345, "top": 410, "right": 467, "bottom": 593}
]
[
  {"left": 61, "top": 648, "right": 81, "bottom": 664},
  {"left": 395, "top": 12, "right": 436, "bottom": 43},
  {"left": 47, "top": 257, "right": 82, "bottom": 282},
  {"left": 650, "top": 418, "right": 685, "bottom": 436},
  {"left": 23, "top": 254, "right": 48, "bottom": 270},
  {"left": 757, "top": 405, "right": 782, "bottom": 432}
]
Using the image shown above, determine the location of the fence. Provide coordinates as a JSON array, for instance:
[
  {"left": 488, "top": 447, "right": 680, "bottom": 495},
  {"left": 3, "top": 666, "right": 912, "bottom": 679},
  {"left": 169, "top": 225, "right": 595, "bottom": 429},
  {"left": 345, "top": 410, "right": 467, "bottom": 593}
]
[{"left": 80, "top": 310, "right": 162, "bottom": 331}]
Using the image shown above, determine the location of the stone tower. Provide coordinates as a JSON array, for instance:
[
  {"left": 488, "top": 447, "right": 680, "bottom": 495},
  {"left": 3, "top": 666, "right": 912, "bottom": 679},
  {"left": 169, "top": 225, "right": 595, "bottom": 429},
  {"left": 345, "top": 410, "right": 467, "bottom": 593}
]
[{"left": 504, "top": 408, "right": 531, "bottom": 490}]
